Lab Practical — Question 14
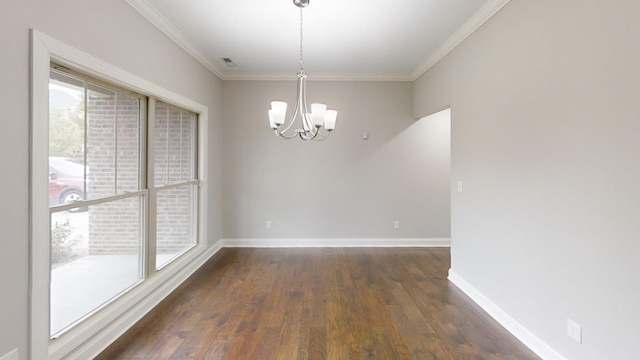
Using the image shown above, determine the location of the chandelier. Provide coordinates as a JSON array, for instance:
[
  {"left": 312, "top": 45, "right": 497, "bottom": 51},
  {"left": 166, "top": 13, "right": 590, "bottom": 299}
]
[{"left": 268, "top": 0, "right": 337, "bottom": 140}]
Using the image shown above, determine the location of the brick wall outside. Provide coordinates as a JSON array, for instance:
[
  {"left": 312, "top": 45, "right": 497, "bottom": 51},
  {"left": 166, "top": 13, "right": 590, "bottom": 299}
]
[
  {"left": 154, "top": 104, "right": 196, "bottom": 255},
  {"left": 87, "top": 92, "right": 196, "bottom": 256}
]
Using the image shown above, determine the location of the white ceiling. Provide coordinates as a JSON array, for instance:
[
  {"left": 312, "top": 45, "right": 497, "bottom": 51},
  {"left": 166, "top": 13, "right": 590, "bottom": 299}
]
[{"left": 127, "top": 0, "right": 510, "bottom": 81}]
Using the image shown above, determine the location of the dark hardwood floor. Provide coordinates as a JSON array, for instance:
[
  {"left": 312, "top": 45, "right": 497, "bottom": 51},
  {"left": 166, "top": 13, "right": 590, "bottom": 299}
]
[{"left": 95, "top": 248, "right": 539, "bottom": 359}]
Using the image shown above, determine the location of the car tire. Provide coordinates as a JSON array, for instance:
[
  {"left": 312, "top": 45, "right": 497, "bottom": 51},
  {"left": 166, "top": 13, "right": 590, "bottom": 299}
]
[{"left": 60, "top": 189, "right": 87, "bottom": 213}]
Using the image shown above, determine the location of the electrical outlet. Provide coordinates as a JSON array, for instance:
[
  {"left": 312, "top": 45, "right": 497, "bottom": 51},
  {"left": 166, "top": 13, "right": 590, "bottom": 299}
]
[
  {"left": 457, "top": 180, "right": 463, "bottom": 193},
  {"left": 0, "top": 349, "right": 19, "bottom": 360},
  {"left": 393, "top": 220, "right": 400, "bottom": 229},
  {"left": 266, "top": 221, "right": 272, "bottom": 230},
  {"left": 567, "top": 319, "right": 582, "bottom": 344}
]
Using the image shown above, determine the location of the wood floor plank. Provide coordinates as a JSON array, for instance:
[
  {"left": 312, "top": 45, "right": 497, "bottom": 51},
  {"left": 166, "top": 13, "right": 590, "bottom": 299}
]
[
  {"left": 96, "top": 248, "right": 540, "bottom": 360},
  {"left": 307, "top": 327, "right": 326, "bottom": 360}
]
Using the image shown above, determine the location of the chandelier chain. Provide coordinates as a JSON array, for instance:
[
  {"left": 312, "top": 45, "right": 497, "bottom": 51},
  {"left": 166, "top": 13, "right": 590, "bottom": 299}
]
[{"left": 299, "top": 7, "right": 304, "bottom": 71}]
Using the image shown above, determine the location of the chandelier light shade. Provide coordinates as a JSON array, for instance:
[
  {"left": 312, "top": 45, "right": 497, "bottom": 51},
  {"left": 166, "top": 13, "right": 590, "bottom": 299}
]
[{"left": 269, "top": 0, "right": 337, "bottom": 141}]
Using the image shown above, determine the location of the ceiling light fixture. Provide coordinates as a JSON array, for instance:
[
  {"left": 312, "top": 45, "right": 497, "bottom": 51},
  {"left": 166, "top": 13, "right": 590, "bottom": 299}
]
[{"left": 268, "top": 0, "right": 337, "bottom": 140}]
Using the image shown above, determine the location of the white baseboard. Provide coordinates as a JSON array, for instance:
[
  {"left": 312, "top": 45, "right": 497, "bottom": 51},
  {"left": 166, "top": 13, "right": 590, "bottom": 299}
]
[
  {"left": 448, "top": 269, "right": 567, "bottom": 360},
  {"left": 0, "top": 349, "right": 18, "bottom": 360},
  {"left": 64, "top": 241, "right": 224, "bottom": 360},
  {"left": 221, "top": 238, "right": 451, "bottom": 248}
]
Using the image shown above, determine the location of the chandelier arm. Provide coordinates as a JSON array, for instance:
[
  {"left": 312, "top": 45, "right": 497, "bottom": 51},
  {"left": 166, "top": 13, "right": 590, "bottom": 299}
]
[
  {"left": 288, "top": 76, "right": 304, "bottom": 132},
  {"left": 299, "top": 73, "right": 309, "bottom": 116},
  {"left": 274, "top": 117, "right": 298, "bottom": 138},
  {"left": 311, "top": 129, "right": 329, "bottom": 141},
  {"left": 278, "top": 106, "right": 298, "bottom": 135},
  {"left": 299, "top": 126, "right": 318, "bottom": 140},
  {"left": 277, "top": 75, "right": 304, "bottom": 136},
  {"left": 305, "top": 122, "right": 320, "bottom": 139},
  {"left": 295, "top": 73, "right": 323, "bottom": 141},
  {"left": 275, "top": 128, "right": 298, "bottom": 139}
]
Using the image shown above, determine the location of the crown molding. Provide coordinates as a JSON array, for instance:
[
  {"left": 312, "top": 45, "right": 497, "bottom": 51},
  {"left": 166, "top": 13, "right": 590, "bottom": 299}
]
[
  {"left": 126, "top": 0, "right": 510, "bottom": 82},
  {"left": 125, "top": 0, "right": 225, "bottom": 80},
  {"left": 410, "top": 0, "right": 512, "bottom": 80},
  {"left": 223, "top": 72, "right": 414, "bottom": 82}
]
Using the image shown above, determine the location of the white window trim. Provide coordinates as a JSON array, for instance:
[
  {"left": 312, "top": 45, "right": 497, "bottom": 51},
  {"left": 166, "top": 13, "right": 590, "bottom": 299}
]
[{"left": 30, "top": 29, "right": 214, "bottom": 360}]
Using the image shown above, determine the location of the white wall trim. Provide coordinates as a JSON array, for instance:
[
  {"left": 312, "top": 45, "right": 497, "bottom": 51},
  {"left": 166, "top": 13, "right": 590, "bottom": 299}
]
[
  {"left": 65, "top": 241, "right": 223, "bottom": 360},
  {"left": 37, "top": 33, "right": 208, "bottom": 114},
  {"left": 29, "top": 28, "right": 54, "bottom": 360},
  {"left": 448, "top": 269, "right": 568, "bottom": 360},
  {"left": 222, "top": 238, "right": 450, "bottom": 248},
  {"left": 411, "top": 0, "right": 512, "bottom": 80},
  {"left": 125, "top": 0, "right": 510, "bottom": 82},
  {"left": 125, "top": 0, "right": 224, "bottom": 80}
]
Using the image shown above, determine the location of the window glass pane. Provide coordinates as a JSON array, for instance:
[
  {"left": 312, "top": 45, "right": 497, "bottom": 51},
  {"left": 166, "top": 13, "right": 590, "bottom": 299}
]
[
  {"left": 181, "top": 113, "right": 196, "bottom": 180},
  {"left": 154, "top": 103, "right": 196, "bottom": 186},
  {"left": 156, "top": 184, "right": 197, "bottom": 269},
  {"left": 49, "top": 71, "right": 141, "bottom": 207},
  {"left": 49, "top": 71, "right": 87, "bottom": 206},
  {"left": 50, "top": 196, "right": 143, "bottom": 337},
  {"left": 86, "top": 84, "right": 141, "bottom": 199},
  {"left": 116, "top": 92, "right": 141, "bottom": 194}
]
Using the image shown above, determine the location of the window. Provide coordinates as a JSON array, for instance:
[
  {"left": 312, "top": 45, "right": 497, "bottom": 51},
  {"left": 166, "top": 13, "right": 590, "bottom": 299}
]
[
  {"left": 46, "top": 66, "right": 199, "bottom": 337},
  {"left": 31, "top": 31, "right": 209, "bottom": 359},
  {"left": 49, "top": 68, "right": 147, "bottom": 337},
  {"left": 153, "top": 102, "right": 199, "bottom": 269}
]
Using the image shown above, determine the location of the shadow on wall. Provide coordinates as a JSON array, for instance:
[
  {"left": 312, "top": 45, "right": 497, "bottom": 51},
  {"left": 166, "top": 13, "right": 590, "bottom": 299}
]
[
  {"left": 222, "top": 80, "right": 451, "bottom": 239},
  {"left": 352, "top": 108, "right": 452, "bottom": 237}
]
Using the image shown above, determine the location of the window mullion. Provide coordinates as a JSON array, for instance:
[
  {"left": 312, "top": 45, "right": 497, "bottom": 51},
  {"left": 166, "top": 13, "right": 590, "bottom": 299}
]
[
  {"left": 146, "top": 97, "right": 158, "bottom": 275},
  {"left": 49, "top": 190, "right": 147, "bottom": 213},
  {"left": 83, "top": 82, "right": 88, "bottom": 198},
  {"left": 114, "top": 93, "right": 119, "bottom": 195},
  {"left": 138, "top": 96, "right": 148, "bottom": 282},
  {"left": 153, "top": 180, "right": 199, "bottom": 192}
]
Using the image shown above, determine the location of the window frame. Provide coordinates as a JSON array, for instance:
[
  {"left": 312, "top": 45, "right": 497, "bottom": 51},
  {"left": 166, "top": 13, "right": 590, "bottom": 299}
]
[{"left": 30, "top": 30, "right": 210, "bottom": 360}]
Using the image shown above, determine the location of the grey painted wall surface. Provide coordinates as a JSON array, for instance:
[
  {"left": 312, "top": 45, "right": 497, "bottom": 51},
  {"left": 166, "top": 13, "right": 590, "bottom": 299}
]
[
  {"left": 414, "top": 0, "right": 640, "bottom": 359},
  {"left": 222, "top": 81, "right": 450, "bottom": 239},
  {"left": 0, "top": 1, "right": 222, "bottom": 357}
]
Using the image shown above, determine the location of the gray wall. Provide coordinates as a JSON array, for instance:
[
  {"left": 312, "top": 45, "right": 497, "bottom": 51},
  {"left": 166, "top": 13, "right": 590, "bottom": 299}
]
[
  {"left": 414, "top": 0, "right": 640, "bottom": 359},
  {"left": 222, "top": 81, "right": 450, "bottom": 239},
  {"left": 0, "top": 0, "right": 222, "bottom": 358}
]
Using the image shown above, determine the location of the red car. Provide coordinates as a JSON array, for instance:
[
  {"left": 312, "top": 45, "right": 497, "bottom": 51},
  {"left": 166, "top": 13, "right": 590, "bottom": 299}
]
[{"left": 49, "top": 157, "right": 87, "bottom": 208}]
